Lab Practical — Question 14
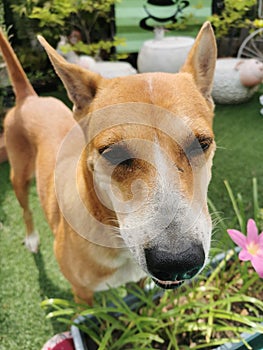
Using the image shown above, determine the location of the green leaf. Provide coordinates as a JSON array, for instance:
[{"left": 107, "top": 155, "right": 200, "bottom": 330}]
[{"left": 224, "top": 180, "right": 245, "bottom": 232}]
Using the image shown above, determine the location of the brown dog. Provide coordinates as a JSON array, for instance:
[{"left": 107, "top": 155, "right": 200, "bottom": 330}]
[
  {"left": 3, "top": 22, "right": 217, "bottom": 305},
  {"left": 0, "top": 30, "right": 73, "bottom": 252}
]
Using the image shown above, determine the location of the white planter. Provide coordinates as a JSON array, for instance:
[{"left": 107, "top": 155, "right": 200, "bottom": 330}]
[
  {"left": 91, "top": 61, "right": 137, "bottom": 78},
  {"left": 63, "top": 54, "right": 137, "bottom": 79},
  {"left": 137, "top": 36, "right": 194, "bottom": 73}
]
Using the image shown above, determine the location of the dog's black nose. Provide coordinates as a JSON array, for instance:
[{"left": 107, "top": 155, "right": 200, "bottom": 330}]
[{"left": 144, "top": 243, "right": 205, "bottom": 287}]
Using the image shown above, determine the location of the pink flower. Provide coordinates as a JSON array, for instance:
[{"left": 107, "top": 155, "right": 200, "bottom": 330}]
[{"left": 227, "top": 219, "right": 263, "bottom": 278}]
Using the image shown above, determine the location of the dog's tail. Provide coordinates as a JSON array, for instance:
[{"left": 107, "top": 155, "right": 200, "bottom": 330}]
[{"left": 0, "top": 29, "right": 37, "bottom": 102}]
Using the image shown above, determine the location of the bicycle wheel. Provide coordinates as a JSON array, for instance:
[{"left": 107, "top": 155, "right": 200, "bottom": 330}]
[{"left": 237, "top": 28, "right": 263, "bottom": 61}]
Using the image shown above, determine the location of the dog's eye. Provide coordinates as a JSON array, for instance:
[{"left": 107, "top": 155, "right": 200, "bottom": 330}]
[
  {"left": 186, "top": 137, "right": 213, "bottom": 158},
  {"left": 199, "top": 137, "right": 212, "bottom": 152},
  {"left": 99, "top": 145, "right": 133, "bottom": 166}
]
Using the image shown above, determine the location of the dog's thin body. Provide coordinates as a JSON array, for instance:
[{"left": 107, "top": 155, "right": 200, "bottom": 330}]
[
  {"left": 2, "top": 23, "right": 217, "bottom": 305},
  {"left": 1, "top": 30, "right": 74, "bottom": 251}
]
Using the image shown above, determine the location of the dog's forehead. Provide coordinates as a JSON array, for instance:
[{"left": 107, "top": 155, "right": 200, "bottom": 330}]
[
  {"left": 90, "top": 72, "right": 213, "bottom": 123},
  {"left": 86, "top": 72, "right": 214, "bottom": 146}
]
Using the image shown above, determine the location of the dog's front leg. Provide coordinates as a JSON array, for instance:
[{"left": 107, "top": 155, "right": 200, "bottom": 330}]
[{"left": 72, "top": 285, "right": 94, "bottom": 305}]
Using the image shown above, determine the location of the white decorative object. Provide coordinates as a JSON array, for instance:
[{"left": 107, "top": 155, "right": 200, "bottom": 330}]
[
  {"left": 90, "top": 61, "right": 137, "bottom": 78},
  {"left": 77, "top": 55, "right": 97, "bottom": 70},
  {"left": 235, "top": 58, "right": 263, "bottom": 87},
  {"left": 137, "top": 28, "right": 194, "bottom": 73},
  {"left": 212, "top": 58, "right": 262, "bottom": 104},
  {"left": 259, "top": 95, "right": 263, "bottom": 115}
]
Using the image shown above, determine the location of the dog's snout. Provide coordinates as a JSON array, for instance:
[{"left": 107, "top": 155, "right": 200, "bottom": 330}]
[{"left": 144, "top": 243, "right": 205, "bottom": 286}]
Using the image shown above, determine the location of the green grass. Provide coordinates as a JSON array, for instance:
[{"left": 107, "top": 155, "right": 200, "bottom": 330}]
[
  {"left": 209, "top": 90, "right": 263, "bottom": 231},
  {"left": 0, "top": 165, "right": 73, "bottom": 349},
  {"left": 0, "top": 89, "right": 263, "bottom": 349}
]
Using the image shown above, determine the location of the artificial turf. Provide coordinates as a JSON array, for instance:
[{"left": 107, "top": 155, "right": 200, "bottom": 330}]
[
  {"left": 209, "top": 90, "right": 263, "bottom": 226},
  {"left": 0, "top": 89, "right": 263, "bottom": 349}
]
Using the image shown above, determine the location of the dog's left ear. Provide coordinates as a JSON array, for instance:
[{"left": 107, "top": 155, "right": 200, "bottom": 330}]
[
  {"left": 38, "top": 35, "right": 103, "bottom": 120},
  {"left": 180, "top": 22, "right": 217, "bottom": 103}
]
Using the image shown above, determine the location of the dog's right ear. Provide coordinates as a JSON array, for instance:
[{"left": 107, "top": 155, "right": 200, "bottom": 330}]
[{"left": 38, "top": 35, "right": 103, "bottom": 120}]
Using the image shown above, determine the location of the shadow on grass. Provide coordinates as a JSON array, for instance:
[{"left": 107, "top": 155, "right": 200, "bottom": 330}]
[
  {"left": 33, "top": 250, "right": 73, "bottom": 334},
  {"left": 0, "top": 162, "right": 11, "bottom": 224}
]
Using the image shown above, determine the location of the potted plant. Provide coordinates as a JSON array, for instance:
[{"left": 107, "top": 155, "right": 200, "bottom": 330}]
[
  {"left": 10, "top": 0, "right": 134, "bottom": 79},
  {"left": 11, "top": 0, "right": 124, "bottom": 61},
  {"left": 0, "top": 3, "right": 8, "bottom": 89},
  {"left": 41, "top": 247, "right": 263, "bottom": 349},
  {"left": 209, "top": 0, "right": 258, "bottom": 57}
]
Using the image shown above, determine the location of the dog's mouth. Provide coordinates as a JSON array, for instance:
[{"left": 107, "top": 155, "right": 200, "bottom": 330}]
[{"left": 152, "top": 277, "right": 184, "bottom": 290}]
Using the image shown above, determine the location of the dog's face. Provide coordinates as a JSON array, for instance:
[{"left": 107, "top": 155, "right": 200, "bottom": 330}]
[{"left": 39, "top": 22, "right": 217, "bottom": 288}]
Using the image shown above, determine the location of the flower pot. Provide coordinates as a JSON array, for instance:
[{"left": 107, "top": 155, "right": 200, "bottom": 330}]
[
  {"left": 137, "top": 36, "right": 194, "bottom": 73},
  {"left": 71, "top": 315, "right": 97, "bottom": 350},
  {"left": 214, "top": 327, "right": 263, "bottom": 350},
  {"left": 41, "top": 331, "right": 75, "bottom": 350}
]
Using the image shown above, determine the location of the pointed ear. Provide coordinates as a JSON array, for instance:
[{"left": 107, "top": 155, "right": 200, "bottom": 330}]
[
  {"left": 37, "top": 35, "right": 103, "bottom": 120},
  {"left": 180, "top": 22, "right": 217, "bottom": 103}
]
